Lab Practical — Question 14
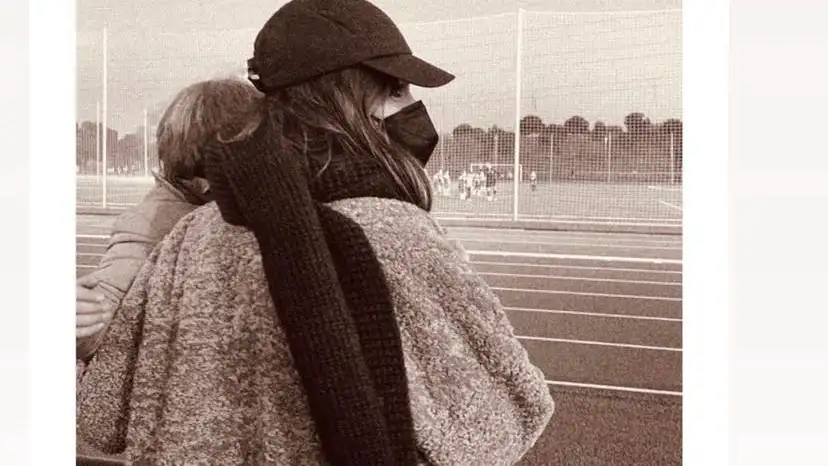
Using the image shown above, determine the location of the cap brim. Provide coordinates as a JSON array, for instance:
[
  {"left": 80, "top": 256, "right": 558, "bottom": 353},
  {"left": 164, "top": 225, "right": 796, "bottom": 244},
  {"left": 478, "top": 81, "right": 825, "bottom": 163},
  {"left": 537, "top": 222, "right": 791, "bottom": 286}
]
[{"left": 362, "top": 54, "right": 455, "bottom": 88}]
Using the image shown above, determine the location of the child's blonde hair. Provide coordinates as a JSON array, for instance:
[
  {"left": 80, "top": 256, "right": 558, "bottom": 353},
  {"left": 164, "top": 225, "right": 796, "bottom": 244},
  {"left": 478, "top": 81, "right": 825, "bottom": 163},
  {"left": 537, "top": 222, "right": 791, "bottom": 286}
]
[{"left": 156, "top": 78, "right": 263, "bottom": 181}]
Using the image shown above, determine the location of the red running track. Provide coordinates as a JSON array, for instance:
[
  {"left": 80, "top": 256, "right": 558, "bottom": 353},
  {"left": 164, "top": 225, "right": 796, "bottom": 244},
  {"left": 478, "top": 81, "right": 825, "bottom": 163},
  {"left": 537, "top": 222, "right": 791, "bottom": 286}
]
[{"left": 77, "top": 215, "right": 682, "bottom": 466}]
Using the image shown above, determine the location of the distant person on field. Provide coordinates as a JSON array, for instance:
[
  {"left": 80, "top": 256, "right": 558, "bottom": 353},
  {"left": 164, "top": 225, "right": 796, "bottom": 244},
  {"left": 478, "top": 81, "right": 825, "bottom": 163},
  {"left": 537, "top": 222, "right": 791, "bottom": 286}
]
[
  {"left": 485, "top": 163, "right": 498, "bottom": 201},
  {"left": 530, "top": 170, "right": 537, "bottom": 191},
  {"left": 444, "top": 169, "right": 451, "bottom": 196},
  {"left": 458, "top": 169, "right": 469, "bottom": 199}
]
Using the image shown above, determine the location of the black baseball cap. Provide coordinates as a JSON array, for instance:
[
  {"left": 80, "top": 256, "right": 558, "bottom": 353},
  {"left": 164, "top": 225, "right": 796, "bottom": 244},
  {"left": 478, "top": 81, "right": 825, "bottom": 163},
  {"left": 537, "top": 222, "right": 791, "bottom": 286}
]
[{"left": 248, "top": 0, "right": 455, "bottom": 92}]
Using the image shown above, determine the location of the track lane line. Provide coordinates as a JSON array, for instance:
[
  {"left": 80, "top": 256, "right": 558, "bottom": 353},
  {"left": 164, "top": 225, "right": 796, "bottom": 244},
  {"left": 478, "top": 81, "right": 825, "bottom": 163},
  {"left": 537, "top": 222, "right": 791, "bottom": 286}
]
[
  {"left": 546, "top": 380, "right": 682, "bottom": 397},
  {"left": 516, "top": 335, "right": 681, "bottom": 352},
  {"left": 505, "top": 306, "right": 682, "bottom": 322}
]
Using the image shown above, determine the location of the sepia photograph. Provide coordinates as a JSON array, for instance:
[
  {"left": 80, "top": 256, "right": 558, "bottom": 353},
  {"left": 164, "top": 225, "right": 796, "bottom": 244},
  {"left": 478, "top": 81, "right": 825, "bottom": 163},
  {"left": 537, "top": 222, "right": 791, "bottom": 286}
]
[{"left": 74, "top": 0, "right": 683, "bottom": 464}]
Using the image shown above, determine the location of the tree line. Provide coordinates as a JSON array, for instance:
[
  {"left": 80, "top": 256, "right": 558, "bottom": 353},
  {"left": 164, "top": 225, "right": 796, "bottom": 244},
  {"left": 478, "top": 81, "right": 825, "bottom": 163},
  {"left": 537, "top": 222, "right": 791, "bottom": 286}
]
[
  {"left": 434, "top": 112, "right": 683, "bottom": 183},
  {"left": 76, "top": 122, "right": 157, "bottom": 175},
  {"left": 76, "top": 111, "right": 683, "bottom": 182},
  {"left": 449, "top": 112, "right": 682, "bottom": 156}
]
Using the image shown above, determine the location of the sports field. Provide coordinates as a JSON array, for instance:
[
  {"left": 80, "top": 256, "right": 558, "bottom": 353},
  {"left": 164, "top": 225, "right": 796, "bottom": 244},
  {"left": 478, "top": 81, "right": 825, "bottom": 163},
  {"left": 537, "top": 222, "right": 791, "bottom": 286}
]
[
  {"left": 432, "top": 182, "right": 682, "bottom": 223},
  {"left": 76, "top": 176, "right": 682, "bottom": 226}
]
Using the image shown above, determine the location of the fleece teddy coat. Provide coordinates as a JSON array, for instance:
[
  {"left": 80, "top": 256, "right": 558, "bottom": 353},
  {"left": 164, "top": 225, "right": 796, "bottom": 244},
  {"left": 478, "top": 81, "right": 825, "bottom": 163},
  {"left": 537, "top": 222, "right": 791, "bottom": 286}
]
[{"left": 76, "top": 198, "right": 554, "bottom": 466}]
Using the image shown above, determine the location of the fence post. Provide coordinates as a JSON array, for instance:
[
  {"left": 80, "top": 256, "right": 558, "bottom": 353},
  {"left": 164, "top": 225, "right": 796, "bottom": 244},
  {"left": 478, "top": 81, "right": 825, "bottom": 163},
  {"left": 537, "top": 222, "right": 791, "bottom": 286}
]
[
  {"left": 512, "top": 8, "right": 524, "bottom": 222},
  {"left": 143, "top": 107, "right": 149, "bottom": 177},
  {"left": 670, "top": 132, "right": 675, "bottom": 184},
  {"left": 439, "top": 135, "right": 445, "bottom": 171},
  {"left": 101, "top": 27, "right": 108, "bottom": 209},
  {"left": 493, "top": 132, "right": 499, "bottom": 165},
  {"left": 549, "top": 131, "right": 554, "bottom": 182},
  {"left": 95, "top": 101, "right": 101, "bottom": 183},
  {"left": 606, "top": 133, "right": 612, "bottom": 183}
]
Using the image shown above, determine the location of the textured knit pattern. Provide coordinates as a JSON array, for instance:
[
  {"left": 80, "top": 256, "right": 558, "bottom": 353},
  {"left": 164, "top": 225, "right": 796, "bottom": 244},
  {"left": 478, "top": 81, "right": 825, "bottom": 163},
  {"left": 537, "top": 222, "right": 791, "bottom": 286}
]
[
  {"left": 76, "top": 199, "right": 554, "bottom": 465},
  {"left": 201, "top": 130, "right": 417, "bottom": 465},
  {"left": 317, "top": 206, "right": 418, "bottom": 464}
]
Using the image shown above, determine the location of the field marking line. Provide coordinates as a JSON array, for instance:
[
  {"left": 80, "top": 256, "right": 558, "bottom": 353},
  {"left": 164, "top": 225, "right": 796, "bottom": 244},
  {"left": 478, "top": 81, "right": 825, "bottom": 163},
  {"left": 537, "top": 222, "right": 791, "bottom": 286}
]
[
  {"left": 470, "top": 260, "right": 683, "bottom": 275},
  {"left": 77, "top": 202, "right": 138, "bottom": 208},
  {"left": 437, "top": 216, "right": 681, "bottom": 227},
  {"left": 468, "top": 249, "right": 682, "bottom": 265},
  {"left": 517, "top": 335, "right": 682, "bottom": 352},
  {"left": 492, "top": 286, "right": 682, "bottom": 301},
  {"left": 436, "top": 211, "right": 683, "bottom": 223},
  {"left": 77, "top": 235, "right": 682, "bottom": 252},
  {"left": 475, "top": 271, "right": 682, "bottom": 286},
  {"left": 76, "top": 258, "right": 683, "bottom": 286},
  {"left": 78, "top": 238, "right": 684, "bottom": 263},
  {"left": 448, "top": 233, "right": 684, "bottom": 247},
  {"left": 517, "top": 8, "right": 683, "bottom": 16},
  {"left": 456, "top": 237, "right": 682, "bottom": 251},
  {"left": 647, "top": 185, "right": 682, "bottom": 192},
  {"left": 77, "top": 208, "right": 681, "bottom": 225},
  {"left": 77, "top": 226, "right": 683, "bottom": 246},
  {"left": 77, "top": 234, "right": 110, "bottom": 240},
  {"left": 546, "top": 380, "right": 682, "bottom": 397},
  {"left": 658, "top": 200, "right": 683, "bottom": 211},
  {"left": 445, "top": 224, "right": 683, "bottom": 233},
  {"left": 452, "top": 234, "right": 682, "bottom": 247},
  {"left": 444, "top": 223, "right": 683, "bottom": 233},
  {"left": 505, "top": 306, "right": 681, "bottom": 322},
  {"left": 513, "top": 214, "right": 681, "bottom": 223}
]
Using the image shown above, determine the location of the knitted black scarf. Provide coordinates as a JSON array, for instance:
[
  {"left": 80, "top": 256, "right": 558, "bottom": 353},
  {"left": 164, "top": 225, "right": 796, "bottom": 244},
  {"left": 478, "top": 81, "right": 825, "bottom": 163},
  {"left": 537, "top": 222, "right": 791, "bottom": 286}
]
[{"left": 202, "top": 126, "right": 419, "bottom": 466}]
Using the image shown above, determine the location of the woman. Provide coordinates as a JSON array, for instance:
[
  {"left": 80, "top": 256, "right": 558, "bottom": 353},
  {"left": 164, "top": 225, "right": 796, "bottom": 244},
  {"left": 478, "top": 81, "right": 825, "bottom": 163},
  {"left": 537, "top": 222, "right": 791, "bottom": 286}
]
[{"left": 77, "top": 1, "right": 554, "bottom": 465}]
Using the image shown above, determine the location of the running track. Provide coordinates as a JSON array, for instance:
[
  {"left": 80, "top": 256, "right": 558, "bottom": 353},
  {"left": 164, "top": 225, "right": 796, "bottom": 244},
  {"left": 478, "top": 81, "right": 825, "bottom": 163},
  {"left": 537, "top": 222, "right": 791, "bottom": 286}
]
[{"left": 77, "top": 215, "right": 682, "bottom": 466}]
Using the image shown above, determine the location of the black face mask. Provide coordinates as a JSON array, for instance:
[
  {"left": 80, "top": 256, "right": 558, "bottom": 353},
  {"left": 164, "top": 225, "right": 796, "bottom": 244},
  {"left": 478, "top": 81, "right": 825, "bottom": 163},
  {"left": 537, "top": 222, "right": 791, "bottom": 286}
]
[{"left": 383, "top": 100, "right": 439, "bottom": 166}]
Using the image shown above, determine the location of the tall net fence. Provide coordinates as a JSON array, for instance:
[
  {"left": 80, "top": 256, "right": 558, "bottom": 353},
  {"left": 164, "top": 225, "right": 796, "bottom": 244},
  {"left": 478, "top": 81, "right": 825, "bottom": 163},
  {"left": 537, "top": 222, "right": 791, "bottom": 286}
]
[
  {"left": 76, "top": 9, "right": 681, "bottom": 227},
  {"left": 516, "top": 10, "right": 682, "bottom": 224}
]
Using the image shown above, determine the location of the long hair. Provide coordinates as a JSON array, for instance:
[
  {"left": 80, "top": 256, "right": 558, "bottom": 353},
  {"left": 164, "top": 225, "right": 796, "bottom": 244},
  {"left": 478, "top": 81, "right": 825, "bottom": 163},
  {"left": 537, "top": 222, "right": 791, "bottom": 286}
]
[
  {"left": 253, "top": 66, "right": 433, "bottom": 211},
  {"left": 156, "top": 78, "right": 263, "bottom": 181}
]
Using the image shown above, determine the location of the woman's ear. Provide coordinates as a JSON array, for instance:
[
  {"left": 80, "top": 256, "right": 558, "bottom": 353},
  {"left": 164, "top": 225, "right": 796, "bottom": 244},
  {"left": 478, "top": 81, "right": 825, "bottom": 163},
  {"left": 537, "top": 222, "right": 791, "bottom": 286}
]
[{"left": 369, "top": 114, "right": 384, "bottom": 128}]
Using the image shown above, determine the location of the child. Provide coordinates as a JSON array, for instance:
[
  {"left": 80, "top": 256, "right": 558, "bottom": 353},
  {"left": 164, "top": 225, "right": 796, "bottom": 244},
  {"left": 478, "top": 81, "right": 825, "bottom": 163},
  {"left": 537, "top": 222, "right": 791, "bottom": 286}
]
[{"left": 76, "top": 78, "right": 263, "bottom": 361}]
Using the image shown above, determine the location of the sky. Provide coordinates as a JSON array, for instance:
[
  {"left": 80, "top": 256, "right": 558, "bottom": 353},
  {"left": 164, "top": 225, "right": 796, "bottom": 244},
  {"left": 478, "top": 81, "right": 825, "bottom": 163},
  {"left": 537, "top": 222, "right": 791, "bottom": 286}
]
[{"left": 76, "top": 0, "right": 682, "bottom": 135}]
